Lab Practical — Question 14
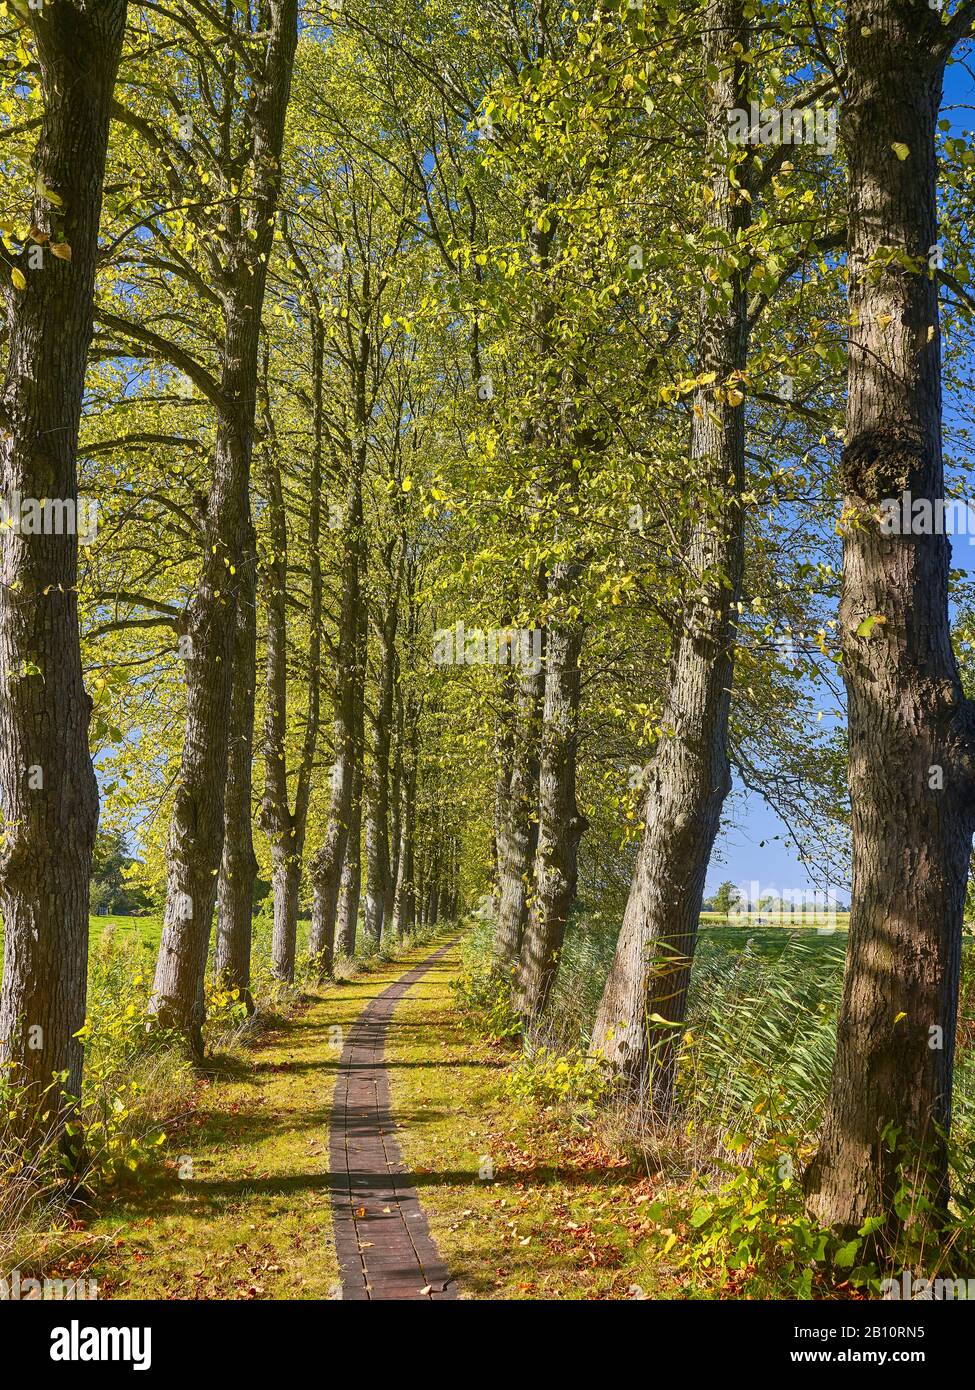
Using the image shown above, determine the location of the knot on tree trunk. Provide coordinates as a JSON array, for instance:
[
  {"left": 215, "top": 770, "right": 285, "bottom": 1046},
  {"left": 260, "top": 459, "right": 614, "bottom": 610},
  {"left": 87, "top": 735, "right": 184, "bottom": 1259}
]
[{"left": 840, "top": 424, "right": 927, "bottom": 505}]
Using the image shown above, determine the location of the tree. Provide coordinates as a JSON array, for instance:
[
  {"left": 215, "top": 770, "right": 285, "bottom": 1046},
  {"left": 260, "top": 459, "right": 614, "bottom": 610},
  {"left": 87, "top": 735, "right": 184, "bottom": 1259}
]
[
  {"left": 142, "top": 0, "right": 300, "bottom": 1053},
  {"left": 805, "top": 0, "right": 975, "bottom": 1239},
  {"left": 709, "top": 880, "right": 740, "bottom": 915},
  {"left": 90, "top": 830, "right": 151, "bottom": 915},
  {"left": 0, "top": 0, "right": 125, "bottom": 1139},
  {"left": 591, "top": 0, "right": 752, "bottom": 1108}
]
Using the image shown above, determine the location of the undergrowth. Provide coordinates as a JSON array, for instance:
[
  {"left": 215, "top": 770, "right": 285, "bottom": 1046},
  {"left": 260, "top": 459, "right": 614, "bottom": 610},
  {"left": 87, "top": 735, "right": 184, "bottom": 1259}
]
[{"left": 454, "top": 902, "right": 975, "bottom": 1296}]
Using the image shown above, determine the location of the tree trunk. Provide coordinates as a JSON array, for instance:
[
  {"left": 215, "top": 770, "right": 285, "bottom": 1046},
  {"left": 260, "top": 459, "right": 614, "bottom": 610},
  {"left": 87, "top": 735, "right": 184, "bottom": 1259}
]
[
  {"left": 437, "top": 852, "right": 451, "bottom": 924},
  {"left": 392, "top": 738, "right": 417, "bottom": 939},
  {"left": 336, "top": 812, "right": 362, "bottom": 955},
  {"left": 0, "top": 0, "right": 124, "bottom": 1135},
  {"left": 309, "top": 445, "right": 365, "bottom": 969},
  {"left": 514, "top": 584, "right": 586, "bottom": 1024},
  {"left": 415, "top": 833, "right": 428, "bottom": 929},
  {"left": 364, "top": 559, "right": 402, "bottom": 943},
  {"left": 591, "top": 0, "right": 749, "bottom": 1110},
  {"left": 425, "top": 830, "right": 441, "bottom": 928},
  {"left": 493, "top": 663, "right": 543, "bottom": 970},
  {"left": 214, "top": 526, "right": 258, "bottom": 1011},
  {"left": 151, "top": 0, "right": 298, "bottom": 1054},
  {"left": 260, "top": 320, "right": 324, "bottom": 982},
  {"left": 262, "top": 435, "right": 296, "bottom": 981},
  {"left": 385, "top": 671, "right": 404, "bottom": 934},
  {"left": 335, "top": 661, "right": 364, "bottom": 956},
  {"left": 805, "top": 2, "right": 975, "bottom": 1237}
]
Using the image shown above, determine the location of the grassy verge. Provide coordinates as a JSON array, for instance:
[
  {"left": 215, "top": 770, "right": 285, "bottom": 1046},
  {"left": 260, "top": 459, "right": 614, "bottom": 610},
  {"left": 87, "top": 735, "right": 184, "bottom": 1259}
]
[
  {"left": 385, "top": 938, "right": 685, "bottom": 1300},
  {"left": 388, "top": 918, "right": 975, "bottom": 1300},
  {"left": 12, "top": 930, "right": 457, "bottom": 1300}
]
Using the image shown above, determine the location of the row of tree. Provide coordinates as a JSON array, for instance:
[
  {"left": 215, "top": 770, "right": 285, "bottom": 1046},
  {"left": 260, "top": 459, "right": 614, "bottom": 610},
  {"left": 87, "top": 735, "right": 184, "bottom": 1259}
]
[{"left": 1, "top": 0, "right": 974, "bottom": 1249}]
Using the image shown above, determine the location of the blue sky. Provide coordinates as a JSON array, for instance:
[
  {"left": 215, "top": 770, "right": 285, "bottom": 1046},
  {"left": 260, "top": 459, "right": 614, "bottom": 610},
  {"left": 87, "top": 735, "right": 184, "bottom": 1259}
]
[{"left": 706, "top": 50, "right": 975, "bottom": 902}]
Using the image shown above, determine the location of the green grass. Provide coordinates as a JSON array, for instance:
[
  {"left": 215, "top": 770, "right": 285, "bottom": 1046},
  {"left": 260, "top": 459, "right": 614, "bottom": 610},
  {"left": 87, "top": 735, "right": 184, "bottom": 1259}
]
[
  {"left": 387, "top": 938, "right": 677, "bottom": 1299},
  {"left": 0, "top": 914, "right": 163, "bottom": 959},
  {"left": 88, "top": 914, "right": 162, "bottom": 950},
  {"left": 13, "top": 930, "right": 457, "bottom": 1299}
]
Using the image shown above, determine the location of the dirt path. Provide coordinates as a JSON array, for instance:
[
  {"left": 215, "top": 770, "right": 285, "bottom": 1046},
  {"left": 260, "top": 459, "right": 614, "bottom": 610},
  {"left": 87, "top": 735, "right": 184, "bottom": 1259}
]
[{"left": 330, "top": 940, "right": 458, "bottom": 1300}]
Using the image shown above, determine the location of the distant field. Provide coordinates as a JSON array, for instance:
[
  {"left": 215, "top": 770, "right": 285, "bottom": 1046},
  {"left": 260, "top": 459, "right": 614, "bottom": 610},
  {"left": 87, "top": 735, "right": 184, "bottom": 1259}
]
[
  {"left": 699, "top": 910, "right": 851, "bottom": 930},
  {"left": 89, "top": 914, "right": 163, "bottom": 950},
  {"left": 0, "top": 914, "right": 163, "bottom": 957}
]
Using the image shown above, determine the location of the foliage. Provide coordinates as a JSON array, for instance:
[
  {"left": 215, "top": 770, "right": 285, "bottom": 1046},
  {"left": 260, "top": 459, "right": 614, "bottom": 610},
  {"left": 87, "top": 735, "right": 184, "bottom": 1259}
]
[
  {"left": 89, "top": 830, "right": 154, "bottom": 917},
  {"left": 672, "top": 1130, "right": 874, "bottom": 1299},
  {"left": 503, "top": 1048, "right": 612, "bottom": 1114}
]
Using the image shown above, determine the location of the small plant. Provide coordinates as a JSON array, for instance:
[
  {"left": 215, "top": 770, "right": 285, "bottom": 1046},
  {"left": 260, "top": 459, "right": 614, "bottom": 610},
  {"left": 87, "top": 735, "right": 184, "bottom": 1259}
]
[
  {"left": 202, "top": 978, "right": 250, "bottom": 1041},
  {"left": 673, "top": 1125, "right": 880, "bottom": 1298},
  {"left": 452, "top": 960, "right": 521, "bottom": 1042},
  {"left": 504, "top": 1046, "right": 611, "bottom": 1113}
]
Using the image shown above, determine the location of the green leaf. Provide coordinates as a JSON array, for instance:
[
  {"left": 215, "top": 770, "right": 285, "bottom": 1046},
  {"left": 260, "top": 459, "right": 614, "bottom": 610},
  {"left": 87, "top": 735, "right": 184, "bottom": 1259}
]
[{"left": 834, "top": 1238, "right": 860, "bottom": 1268}]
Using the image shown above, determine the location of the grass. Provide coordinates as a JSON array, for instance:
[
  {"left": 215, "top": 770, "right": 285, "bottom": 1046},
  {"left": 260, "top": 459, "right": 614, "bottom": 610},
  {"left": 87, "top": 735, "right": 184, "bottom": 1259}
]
[
  {"left": 8, "top": 909, "right": 975, "bottom": 1300},
  {"left": 385, "top": 938, "right": 684, "bottom": 1299},
  {"left": 5, "top": 927, "right": 455, "bottom": 1300},
  {"left": 88, "top": 914, "right": 162, "bottom": 950},
  {"left": 398, "top": 912, "right": 975, "bottom": 1299}
]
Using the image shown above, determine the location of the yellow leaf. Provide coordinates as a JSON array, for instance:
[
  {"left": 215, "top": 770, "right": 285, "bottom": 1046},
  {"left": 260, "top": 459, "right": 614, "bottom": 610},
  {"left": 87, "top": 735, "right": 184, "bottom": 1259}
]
[
  {"left": 891, "top": 143, "right": 910, "bottom": 161},
  {"left": 35, "top": 178, "right": 64, "bottom": 206},
  {"left": 11, "top": 268, "right": 26, "bottom": 291}
]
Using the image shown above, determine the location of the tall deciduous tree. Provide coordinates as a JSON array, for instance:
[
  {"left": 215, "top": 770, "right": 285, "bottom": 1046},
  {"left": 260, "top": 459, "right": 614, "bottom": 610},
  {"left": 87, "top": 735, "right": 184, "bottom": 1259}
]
[
  {"left": 805, "top": 0, "right": 975, "bottom": 1237},
  {"left": 591, "top": 0, "right": 751, "bottom": 1107},
  {"left": 0, "top": 0, "right": 126, "bottom": 1134},
  {"left": 148, "top": 0, "right": 299, "bottom": 1053}
]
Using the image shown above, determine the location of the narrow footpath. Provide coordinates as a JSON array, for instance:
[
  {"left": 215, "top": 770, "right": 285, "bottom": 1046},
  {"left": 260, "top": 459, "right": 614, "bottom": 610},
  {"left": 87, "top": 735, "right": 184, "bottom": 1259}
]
[{"left": 329, "top": 940, "right": 459, "bottom": 1300}]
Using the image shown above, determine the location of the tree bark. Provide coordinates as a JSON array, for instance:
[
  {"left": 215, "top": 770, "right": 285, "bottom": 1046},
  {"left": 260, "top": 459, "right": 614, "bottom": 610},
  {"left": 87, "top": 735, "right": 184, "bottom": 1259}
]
[
  {"left": 591, "top": 0, "right": 749, "bottom": 1110},
  {"left": 364, "top": 554, "right": 402, "bottom": 943},
  {"left": 392, "top": 722, "right": 418, "bottom": 939},
  {"left": 308, "top": 437, "right": 366, "bottom": 969},
  {"left": 214, "top": 524, "right": 258, "bottom": 1011},
  {"left": 260, "top": 320, "right": 324, "bottom": 982},
  {"left": 805, "top": 1, "right": 975, "bottom": 1237},
  {"left": 336, "top": 657, "right": 365, "bottom": 957},
  {"left": 514, "top": 584, "right": 586, "bottom": 1024},
  {"left": 0, "top": 0, "right": 124, "bottom": 1135},
  {"left": 493, "top": 662, "right": 543, "bottom": 970},
  {"left": 386, "top": 669, "right": 405, "bottom": 934}
]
